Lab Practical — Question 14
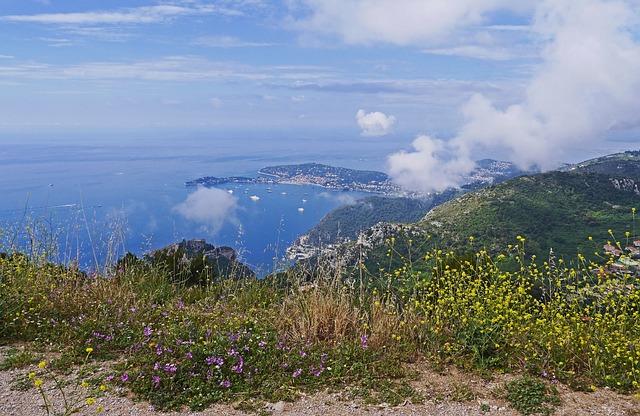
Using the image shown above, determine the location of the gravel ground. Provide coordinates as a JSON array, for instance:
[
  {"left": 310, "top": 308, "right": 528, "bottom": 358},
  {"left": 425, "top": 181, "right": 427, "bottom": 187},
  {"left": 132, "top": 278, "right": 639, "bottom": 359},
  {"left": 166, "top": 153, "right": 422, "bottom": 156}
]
[{"left": 1, "top": 346, "right": 639, "bottom": 416}]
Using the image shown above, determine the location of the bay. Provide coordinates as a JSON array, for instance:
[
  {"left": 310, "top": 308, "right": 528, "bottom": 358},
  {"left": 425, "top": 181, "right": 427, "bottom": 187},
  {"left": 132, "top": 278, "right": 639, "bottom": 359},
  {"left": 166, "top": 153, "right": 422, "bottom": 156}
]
[{"left": 0, "top": 131, "right": 387, "bottom": 276}]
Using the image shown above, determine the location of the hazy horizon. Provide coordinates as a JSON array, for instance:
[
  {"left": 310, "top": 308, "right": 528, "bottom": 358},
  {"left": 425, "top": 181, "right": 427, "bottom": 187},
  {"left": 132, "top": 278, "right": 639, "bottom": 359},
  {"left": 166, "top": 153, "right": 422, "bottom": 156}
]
[{"left": 2, "top": 1, "right": 639, "bottom": 193}]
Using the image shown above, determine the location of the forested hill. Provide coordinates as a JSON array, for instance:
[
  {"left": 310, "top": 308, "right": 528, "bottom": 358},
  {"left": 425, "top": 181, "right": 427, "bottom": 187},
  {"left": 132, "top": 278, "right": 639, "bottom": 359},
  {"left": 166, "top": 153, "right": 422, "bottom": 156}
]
[
  {"left": 563, "top": 150, "right": 640, "bottom": 178},
  {"left": 325, "top": 166, "right": 639, "bottom": 275},
  {"left": 417, "top": 170, "right": 639, "bottom": 257},
  {"left": 292, "top": 193, "right": 453, "bottom": 248}
]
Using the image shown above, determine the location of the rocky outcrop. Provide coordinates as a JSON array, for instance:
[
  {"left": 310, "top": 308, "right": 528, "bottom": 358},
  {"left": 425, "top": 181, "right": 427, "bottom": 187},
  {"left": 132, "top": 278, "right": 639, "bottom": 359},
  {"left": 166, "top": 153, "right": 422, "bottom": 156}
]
[{"left": 144, "top": 239, "right": 254, "bottom": 284}]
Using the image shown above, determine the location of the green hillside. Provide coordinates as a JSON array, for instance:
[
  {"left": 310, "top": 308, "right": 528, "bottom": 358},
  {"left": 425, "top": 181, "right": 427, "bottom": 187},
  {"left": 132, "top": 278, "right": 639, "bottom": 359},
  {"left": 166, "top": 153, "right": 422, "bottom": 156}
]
[
  {"left": 296, "top": 192, "right": 457, "bottom": 246},
  {"left": 333, "top": 166, "right": 639, "bottom": 275},
  {"left": 564, "top": 150, "right": 640, "bottom": 178},
  {"left": 419, "top": 171, "right": 638, "bottom": 258}
]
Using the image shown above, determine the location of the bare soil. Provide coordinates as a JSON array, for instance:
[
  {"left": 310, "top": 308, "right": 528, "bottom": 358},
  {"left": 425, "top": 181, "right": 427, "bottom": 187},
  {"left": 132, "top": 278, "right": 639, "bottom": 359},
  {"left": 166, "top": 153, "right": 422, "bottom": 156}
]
[{"left": 1, "top": 345, "right": 638, "bottom": 416}]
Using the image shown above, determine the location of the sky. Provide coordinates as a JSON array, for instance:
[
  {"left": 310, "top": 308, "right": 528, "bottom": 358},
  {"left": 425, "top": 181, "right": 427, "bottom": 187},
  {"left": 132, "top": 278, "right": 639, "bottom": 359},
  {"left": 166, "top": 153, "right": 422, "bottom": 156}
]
[{"left": 1, "top": 0, "right": 640, "bottom": 191}]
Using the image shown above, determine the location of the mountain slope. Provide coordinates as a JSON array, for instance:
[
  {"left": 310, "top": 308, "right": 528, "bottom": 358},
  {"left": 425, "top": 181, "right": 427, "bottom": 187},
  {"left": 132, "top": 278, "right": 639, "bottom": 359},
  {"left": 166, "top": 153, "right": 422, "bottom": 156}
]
[
  {"left": 418, "top": 171, "right": 639, "bottom": 257},
  {"left": 290, "top": 159, "right": 533, "bottom": 252},
  {"left": 564, "top": 150, "right": 640, "bottom": 178},
  {"left": 322, "top": 167, "right": 640, "bottom": 275},
  {"left": 292, "top": 192, "right": 456, "bottom": 247}
]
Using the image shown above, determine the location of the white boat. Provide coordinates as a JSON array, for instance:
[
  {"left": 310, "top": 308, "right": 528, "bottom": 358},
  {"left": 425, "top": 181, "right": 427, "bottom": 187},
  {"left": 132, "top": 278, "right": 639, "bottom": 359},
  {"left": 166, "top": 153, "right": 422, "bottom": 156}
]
[
  {"left": 297, "top": 207, "right": 304, "bottom": 212},
  {"left": 227, "top": 189, "right": 234, "bottom": 194},
  {"left": 302, "top": 199, "right": 307, "bottom": 203},
  {"left": 250, "top": 195, "right": 260, "bottom": 201}
]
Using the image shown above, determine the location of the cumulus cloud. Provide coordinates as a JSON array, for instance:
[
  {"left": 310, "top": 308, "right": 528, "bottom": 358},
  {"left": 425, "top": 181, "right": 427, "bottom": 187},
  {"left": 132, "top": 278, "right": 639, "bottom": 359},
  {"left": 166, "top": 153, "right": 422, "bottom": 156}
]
[
  {"left": 174, "top": 187, "right": 239, "bottom": 234},
  {"left": 356, "top": 109, "right": 396, "bottom": 136},
  {"left": 290, "top": 0, "right": 535, "bottom": 46},
  {"left": 387, "top": 136, "right": 475, "bottom": 191},
  {"left": 388, "top": 0, "right": 640, "bottom": 192}
]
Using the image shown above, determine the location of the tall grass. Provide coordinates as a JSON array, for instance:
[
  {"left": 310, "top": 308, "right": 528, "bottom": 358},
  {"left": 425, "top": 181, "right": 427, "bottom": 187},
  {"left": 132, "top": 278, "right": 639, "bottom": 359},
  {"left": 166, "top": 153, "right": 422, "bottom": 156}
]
[{"left": 1, "top": 209, "right": 639, "bottom": 412}]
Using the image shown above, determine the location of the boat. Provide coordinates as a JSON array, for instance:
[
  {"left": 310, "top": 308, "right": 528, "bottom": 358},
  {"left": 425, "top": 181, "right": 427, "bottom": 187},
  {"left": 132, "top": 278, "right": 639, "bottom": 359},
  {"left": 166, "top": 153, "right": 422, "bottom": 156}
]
[
  {"left": 250, "top": 195, "right": 260, "bottom": 201},
  {"left": 297, "top": 207, "right": 304, "bottom": 212}
]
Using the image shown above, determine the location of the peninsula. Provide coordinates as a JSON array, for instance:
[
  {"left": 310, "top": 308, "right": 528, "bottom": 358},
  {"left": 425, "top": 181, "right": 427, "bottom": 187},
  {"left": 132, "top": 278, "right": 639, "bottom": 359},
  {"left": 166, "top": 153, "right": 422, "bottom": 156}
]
[
  {"left": 186, "top": 160, "right": 532, "bottom": 197},
  {"left": 186, "top": 162, "right": 407, "bottom": 196}
]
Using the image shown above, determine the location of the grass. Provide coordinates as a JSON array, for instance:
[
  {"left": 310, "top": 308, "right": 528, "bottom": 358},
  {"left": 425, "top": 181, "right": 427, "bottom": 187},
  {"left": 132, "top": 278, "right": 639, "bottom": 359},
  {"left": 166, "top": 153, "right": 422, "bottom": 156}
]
[{"left": 1, "top": 209, "right": 639, "bottom": 414}]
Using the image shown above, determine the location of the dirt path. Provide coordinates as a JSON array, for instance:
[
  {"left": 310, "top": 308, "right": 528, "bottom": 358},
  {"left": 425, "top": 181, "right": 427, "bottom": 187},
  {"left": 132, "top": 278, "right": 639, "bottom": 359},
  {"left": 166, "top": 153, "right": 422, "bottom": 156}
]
[{"left": 1, "top": 347, "right": 638, "bottom": 416}]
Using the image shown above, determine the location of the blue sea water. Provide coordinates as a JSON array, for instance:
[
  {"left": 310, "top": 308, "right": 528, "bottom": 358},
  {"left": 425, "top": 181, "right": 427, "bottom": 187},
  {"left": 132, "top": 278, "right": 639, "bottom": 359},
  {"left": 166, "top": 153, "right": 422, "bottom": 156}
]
[{"left": 0, "top": 131, "right": 390, "bottom": 276}]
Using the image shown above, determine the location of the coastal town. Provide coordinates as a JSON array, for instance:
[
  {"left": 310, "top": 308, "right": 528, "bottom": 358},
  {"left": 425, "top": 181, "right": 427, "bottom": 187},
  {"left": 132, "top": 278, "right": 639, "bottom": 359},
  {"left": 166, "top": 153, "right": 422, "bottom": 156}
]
[
  {"left": 186, "top": 160, "right": 530, "bottom": 197},
  {"left": 186, "top": 162, "right": 409, "bottom": 196}
]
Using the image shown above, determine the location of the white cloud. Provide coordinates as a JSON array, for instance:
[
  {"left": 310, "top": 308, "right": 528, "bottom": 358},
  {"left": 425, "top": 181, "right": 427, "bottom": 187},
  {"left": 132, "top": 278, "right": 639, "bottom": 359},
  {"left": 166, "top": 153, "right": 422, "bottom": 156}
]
[
  {"left": 0, "top": 56, "right": 332, "bottom": 84},
  {"left": 422, "top": 45, "right": 513, "bottom": 61},
  {"left": 318, "top": 192, "right": 359, "bottom": 205},
  {"left": 290, "top": 0, "right": 536, "bottom": 46},
  {"left": 162, "top": 98, "right": 182, "bottom": 106},
  {"left": 387, "top": 136, "right": 475, "bottom": 191},
  {"left": 191, "top": 35, "right": 274, "bottom": 48},
  {"left": 0, "top": 4, "right": 240, "bottom": 25},
  {"left": 174, "top": 187, "right": 239, "bottom": 234},
  {"left": 387, "top": 0, "right": 640, "bottom": 192},
  {"left": 356, "top": 109, "right": 396, "bottom": 136}
]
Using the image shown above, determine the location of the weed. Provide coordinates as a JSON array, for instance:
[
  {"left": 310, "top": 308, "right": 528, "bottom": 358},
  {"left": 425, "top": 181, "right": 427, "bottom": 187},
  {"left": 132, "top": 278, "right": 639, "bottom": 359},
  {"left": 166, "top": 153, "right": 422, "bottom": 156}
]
[
  {"left": 28, "top": 349, "right": 106, "bottom": 415},
  {"left": 1, "top": 212, "right": 639, "bottom": 413},
  {"left": 450, "top": 382, "right": 477, "bottom": 402},
  {"left": 0, "top": 347, "right": 37, "bottom": 370},
  {"left": 505, "top": 376, "right": 560, "bottom": 416}
]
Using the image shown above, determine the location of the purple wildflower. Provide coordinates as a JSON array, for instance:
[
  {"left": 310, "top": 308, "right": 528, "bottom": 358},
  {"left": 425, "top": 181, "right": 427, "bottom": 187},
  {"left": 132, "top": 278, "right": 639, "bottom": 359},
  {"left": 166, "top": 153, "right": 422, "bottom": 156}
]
[
  {"left": 206, "top": 356, "right": 224, "bottom": 366},
  {"left": 121, "top": 373, "right": 129, "bottom": 382},
  {"left": 232, "top": 357, "right": 244, "bottom": 374},
  {"left": 164, "top": 364, "right": 177, "bottom": 373},
  {"left": 292, "top": 368, "right": 302, "bottom": 378},
  {"left": 220, "top": 380, "right": 231, "bottom": 388},
  {"left": 360, "top": 334, "right": 369, "bottom": 350},
  {"left": 153, "top": 376, "right": 161, "bottom": 388}
]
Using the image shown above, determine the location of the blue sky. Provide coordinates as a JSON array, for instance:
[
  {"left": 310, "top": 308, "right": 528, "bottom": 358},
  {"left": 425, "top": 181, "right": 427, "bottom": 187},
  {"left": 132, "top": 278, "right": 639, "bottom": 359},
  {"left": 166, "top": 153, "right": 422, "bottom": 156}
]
[{"left": 1, "top": 0, "right": 639, "bottom": 191}]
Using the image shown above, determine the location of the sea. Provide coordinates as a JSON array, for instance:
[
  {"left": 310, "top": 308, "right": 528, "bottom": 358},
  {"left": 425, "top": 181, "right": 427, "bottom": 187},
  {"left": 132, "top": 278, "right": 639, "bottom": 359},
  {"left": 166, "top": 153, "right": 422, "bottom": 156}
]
[{"left": 0, "top": 130, "right": 396, "bottom": 276}]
